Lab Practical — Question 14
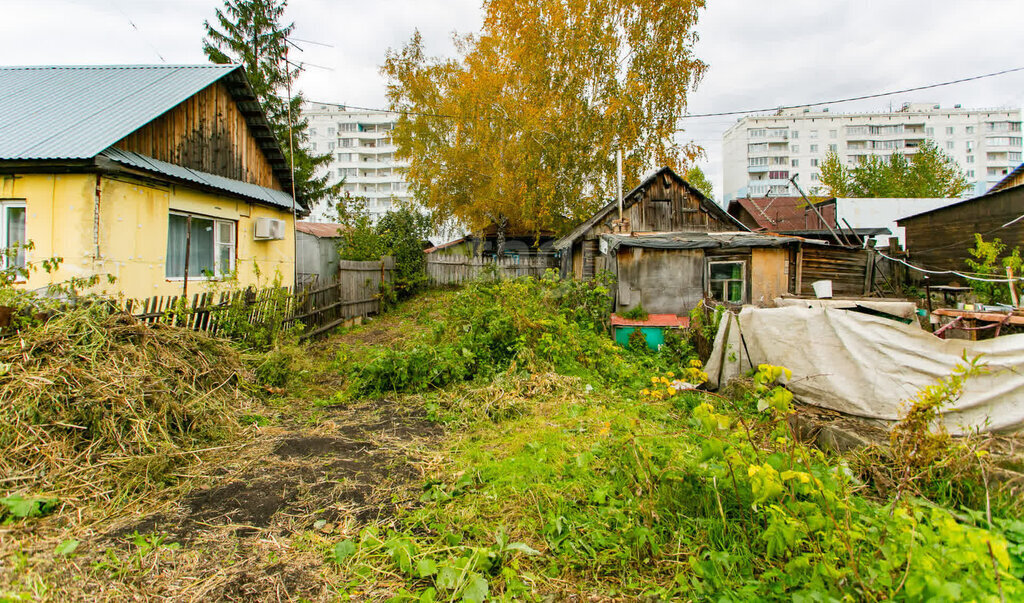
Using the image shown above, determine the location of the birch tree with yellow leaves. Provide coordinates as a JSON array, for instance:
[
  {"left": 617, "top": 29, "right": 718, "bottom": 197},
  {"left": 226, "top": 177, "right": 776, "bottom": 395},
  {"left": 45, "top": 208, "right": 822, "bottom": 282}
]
[{"left": 382, "top": 0, "right": 708, "bottom": 237}]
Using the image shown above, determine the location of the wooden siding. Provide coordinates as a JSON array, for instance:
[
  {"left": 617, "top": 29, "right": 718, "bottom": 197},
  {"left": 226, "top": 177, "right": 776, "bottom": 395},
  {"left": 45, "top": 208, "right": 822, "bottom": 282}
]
[
  {"left": 901, "top": 188, "right": 1024, "bottom": 284},
  {"left": 114, "top": 81, "right": 282, "bottom": 191},
  {"left": 615, "top": 171, "right": 734, "bottom": 235},
  {"left": 798, "top": 246, "right": 870, "bottom": 296}
]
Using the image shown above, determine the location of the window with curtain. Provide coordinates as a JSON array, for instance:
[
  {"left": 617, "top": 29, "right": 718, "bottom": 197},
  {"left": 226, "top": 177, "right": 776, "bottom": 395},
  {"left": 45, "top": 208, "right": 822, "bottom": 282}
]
[
  {"left": 165, "top": 212, "right": 235, "bottom": 279},
  {"left": 1, "top": 201, "right": 26, "bottom": 270},
  {"left": 708, "top": 261, "right": 745, "bottom": 304}
]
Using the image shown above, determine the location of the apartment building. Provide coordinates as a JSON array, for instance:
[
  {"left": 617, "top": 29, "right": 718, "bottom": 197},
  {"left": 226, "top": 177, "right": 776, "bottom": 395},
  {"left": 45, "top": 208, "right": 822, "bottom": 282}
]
[
  {"left": 303, "top": 103, "right": 413, "bottom": 223},
  {"left": 722, "top": 103, "right": 1022, "bottom": 202}
]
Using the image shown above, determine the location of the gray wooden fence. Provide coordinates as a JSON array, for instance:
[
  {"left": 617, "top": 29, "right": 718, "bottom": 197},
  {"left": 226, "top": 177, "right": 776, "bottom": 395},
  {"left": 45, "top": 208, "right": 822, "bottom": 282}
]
[
  {"left": 122, "top": 256, "right": 395, "bottom": 341},
  {"left": 426, "top": 254, "right": 558, "bottom": 285}
]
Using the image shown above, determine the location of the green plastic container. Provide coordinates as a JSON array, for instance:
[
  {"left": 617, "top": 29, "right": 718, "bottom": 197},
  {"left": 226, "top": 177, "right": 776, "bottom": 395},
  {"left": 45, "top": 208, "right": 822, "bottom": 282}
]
[{"left": 613, "top": 325, "right": 666, "bottom": 351}]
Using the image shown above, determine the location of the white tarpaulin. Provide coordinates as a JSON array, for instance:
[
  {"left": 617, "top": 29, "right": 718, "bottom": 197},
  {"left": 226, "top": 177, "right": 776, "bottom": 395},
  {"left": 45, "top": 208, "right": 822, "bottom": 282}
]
[{"left": 705, "top": 306, "right": 1024, "bottom": 434}]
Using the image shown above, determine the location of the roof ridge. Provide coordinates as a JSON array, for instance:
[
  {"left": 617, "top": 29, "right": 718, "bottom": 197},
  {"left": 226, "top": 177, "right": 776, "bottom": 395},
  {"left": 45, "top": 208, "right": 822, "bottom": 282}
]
[{"left": 0, "top": 64, "right": 238, "bottom": 71}]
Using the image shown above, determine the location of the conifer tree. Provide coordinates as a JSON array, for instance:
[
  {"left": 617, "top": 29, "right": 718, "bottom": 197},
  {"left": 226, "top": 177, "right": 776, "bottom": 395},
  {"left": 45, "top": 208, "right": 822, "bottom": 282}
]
[{"left": 203, "top": 0, "right": 339, "bottom": 214}]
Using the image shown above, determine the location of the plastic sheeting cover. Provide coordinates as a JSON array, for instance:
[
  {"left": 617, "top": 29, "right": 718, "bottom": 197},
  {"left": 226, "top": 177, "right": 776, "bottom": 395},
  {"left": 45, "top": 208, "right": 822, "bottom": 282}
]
[{"left": 705, "top": 306, "right": 1024, "bottom": 434}]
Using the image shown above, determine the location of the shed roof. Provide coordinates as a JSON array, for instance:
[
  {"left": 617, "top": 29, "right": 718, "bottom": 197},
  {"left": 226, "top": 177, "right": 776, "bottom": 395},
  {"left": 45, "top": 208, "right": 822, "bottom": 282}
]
[
  {"left": 296, "top": 221, "right": 347, "bottom": 238},
  {"left": 553, "top": 167, "right": 748, "bottom": 250},
  {"left": 0, "top": 64, "right": 296, "bottom": 204},
  {"left": 896, "top": 185, "right": 1021, "bottom": 223},
  {"left": 727, "top": 196, "right": 835, "bottom": 231},
  {"left": 599, "top": 231, "right": 821, "bottom": 253}
]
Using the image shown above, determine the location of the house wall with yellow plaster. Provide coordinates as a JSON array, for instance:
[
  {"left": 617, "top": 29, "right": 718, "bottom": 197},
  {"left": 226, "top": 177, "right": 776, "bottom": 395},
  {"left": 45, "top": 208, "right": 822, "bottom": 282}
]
[{"left": 2, "top": 172, "right": 295, "bottom": 300}]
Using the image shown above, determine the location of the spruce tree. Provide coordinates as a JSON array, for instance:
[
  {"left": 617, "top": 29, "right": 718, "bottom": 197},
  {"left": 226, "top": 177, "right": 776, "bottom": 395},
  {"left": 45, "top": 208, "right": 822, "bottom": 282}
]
[{"left": 203, "top": 0, "right": 339, "bottom": 215}]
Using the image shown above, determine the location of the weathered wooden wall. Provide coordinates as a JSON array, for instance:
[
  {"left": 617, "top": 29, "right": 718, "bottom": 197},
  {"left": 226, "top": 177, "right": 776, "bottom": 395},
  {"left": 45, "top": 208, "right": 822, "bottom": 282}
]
[
  {"left": 621, "top": 171, "right": 734, "bottom": 233},
  {"left": 797, "top": 246, "right": 870, "bottom": 297},
  {"left": 614, "top": 247, "right": 706, "bottom": 315},
  {"left": 426, "top": 254, "right": 558, "bottom": 285},
  {"left": 114, "top": 81, "right": 282, "bottom": 190},
  {"left": 901, "top": 187, "right": 1024, "bottom": 285}
]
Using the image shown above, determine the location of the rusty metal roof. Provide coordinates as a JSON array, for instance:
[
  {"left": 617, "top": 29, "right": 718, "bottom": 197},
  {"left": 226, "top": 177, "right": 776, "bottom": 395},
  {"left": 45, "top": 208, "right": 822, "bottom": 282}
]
[
  {"left": 0, "top": 64, "right": 239, "bottom": 160},
  {"left": 296, "top": 221, "right": 347, "bottom": 238}
]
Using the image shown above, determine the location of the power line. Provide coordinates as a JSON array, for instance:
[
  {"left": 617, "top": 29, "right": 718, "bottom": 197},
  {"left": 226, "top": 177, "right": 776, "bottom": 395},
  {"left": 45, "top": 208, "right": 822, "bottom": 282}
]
[
  {"left": 677, "top": 65, "right": 1024, "bottom": 121},
  {"left": 876, "top": 250, "right": 1024, "bottom": 283},
  {"left": 308, "top": 65, "right": 1024, "bottom": 124}
]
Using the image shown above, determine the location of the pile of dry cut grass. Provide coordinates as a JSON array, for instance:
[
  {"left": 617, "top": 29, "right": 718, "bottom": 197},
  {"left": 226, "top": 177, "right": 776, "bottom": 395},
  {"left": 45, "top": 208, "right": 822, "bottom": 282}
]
[{"left": 0, "top": 307, "right": 256, "bottom": 507}]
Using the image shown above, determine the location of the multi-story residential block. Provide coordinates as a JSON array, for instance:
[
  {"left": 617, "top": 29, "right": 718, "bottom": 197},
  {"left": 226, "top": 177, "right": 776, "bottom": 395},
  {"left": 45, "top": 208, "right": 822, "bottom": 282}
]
[
  {"left": 303, "top": 103, "right": 413, "bottom": 223},
  {"left": 722, "top": 103, "right": 1022, "bottom": 202}
]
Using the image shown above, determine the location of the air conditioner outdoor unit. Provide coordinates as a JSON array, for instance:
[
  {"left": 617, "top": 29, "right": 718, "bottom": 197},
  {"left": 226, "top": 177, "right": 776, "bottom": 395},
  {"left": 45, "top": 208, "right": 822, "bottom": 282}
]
[{"left": 254, "top": 217, "right": 286, "bottom": 240}]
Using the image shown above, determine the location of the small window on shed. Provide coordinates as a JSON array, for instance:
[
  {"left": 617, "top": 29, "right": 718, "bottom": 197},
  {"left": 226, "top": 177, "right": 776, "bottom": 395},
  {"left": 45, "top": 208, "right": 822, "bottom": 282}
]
[{"left": 708, "top": 261, "right": 745, "bottom": 304}]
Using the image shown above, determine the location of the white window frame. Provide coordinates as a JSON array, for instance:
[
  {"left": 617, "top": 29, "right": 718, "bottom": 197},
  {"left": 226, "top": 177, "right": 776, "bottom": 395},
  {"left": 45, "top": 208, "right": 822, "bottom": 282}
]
[
  {"left": 166, "top": 211, "right": 236, "bottom": 281},
  {"left": 707, "top": 260, "right": 746, "bottom": 304},
  {"left": 1, "top": 200, "right": 27, "bottom": 273}
]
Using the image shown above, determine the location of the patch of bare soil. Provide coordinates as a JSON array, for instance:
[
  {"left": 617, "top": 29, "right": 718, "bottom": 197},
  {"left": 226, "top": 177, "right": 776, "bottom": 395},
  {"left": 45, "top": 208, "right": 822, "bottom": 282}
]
[{"left": 21, "top": 398, "right": 442, "bottom": 602}]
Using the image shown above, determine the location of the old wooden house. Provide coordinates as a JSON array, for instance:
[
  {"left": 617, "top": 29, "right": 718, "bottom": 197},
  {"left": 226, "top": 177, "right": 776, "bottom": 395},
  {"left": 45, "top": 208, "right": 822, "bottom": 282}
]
[
  {"left": 554, "top": 167, "right": 875, "bottom": 315},
  {"left": 554, "top": 167, "right": 747, "bottom": 279},
  {"left": 898, "top": 181, "right": 1024, "bottom": 285},
  {"left": 0, "top": 64, "right": 301, "bottom": 299}
]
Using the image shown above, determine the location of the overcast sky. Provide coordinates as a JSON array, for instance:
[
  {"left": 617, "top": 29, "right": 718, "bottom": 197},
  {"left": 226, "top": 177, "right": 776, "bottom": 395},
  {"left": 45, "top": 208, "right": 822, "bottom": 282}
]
[{"left": 4, "top": 0, "right": 1024, "bottom": 201}]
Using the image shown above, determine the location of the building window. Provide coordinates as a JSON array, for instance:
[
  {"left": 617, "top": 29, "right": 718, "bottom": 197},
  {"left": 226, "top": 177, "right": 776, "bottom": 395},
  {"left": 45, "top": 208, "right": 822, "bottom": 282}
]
[
  {"left": 810, "top": 158, "right": 819, "bottom": 167},
  {"left": 1, "top": 201, "right": 27, "bottom": 270},
  {"left": 967, "top": 155, "right": 975, "bottom": 164},
  {"left": 791, "top": 130, "right": 799, "bottom": 139},
  {"left": 327, "top": 127, "right": 335, "bottom": 136},
  {"left": 748, "top": 128, "right": 766, "bottom": 138},
  {"left": 946, "top": 126, "right": 954, "bottom": 135},
  {"left": 310, "top": 142, "right": 317, "bottom": 151},
  {"left": 791, "top": 144, "right": 799, "bottom": 153},
  {"left": 829, "top": 129, "right": 837, "bottom": 138},
  {"left": 946, "top": 141, "right": 955, "bottom": 150},
  {"left": 708, "top": 261, "right": 745, "bottom": 304},
  {"left": 309, "top": 128, "right": 317, "bottom": 137},
  {"left": 966, "top": 126, "right": 975, "bottom": 134},
  {"left": 791, "top": 159, "right": 799, "bottom": 167},
  {"left": 966, "top": 141, "right": 974, "bottom": 152},
  {"left": 810, "top": 144, "right": 819, "bottom": 153},
  {"left": 811, "top": 173, "right": 820, "bottom": 181},
  {"left": 925, "top": 127, "right": 934, "bottom": 136},
  {"left": 828, "top": 144, "right": 838, "bottom": 152},
  {"left": 1010, "top": 152, "right": 1022, "bottom": 162},
  {"left": 165, "top": 213, "right": 236, "bottom": 279},
  {"left": 341, "top": 138, "right": 354, "bottom": 148},
  {"left": 967, "top": 170, "right": 975, "bottom": 178},
  {"left": 809, "top": 130, "right": 819, "bottom": 139}
]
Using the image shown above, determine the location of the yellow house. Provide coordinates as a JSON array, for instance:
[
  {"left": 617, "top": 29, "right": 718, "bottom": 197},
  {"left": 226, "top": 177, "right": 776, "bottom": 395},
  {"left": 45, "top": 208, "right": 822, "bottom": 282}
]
[{"left": 0, "top": 64, "right": 304, "bottom": 300}]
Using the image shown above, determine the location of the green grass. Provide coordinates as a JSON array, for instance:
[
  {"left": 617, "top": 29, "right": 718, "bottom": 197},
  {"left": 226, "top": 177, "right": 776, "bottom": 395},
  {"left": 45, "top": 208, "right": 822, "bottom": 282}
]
[{"left": 320, "top": 280, "right": 1024, "bottom": 601}]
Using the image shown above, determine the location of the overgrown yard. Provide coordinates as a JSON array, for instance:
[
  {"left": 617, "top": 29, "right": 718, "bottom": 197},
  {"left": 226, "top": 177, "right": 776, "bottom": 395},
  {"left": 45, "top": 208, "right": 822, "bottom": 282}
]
[{"left": 3, "top": 279, "right": 1024, "bottom": 601}]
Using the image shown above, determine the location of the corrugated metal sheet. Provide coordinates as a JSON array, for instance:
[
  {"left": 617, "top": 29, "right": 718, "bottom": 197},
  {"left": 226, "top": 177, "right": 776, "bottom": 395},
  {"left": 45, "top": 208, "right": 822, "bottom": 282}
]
[
  {"left": 600, "top": 231, "right": 812, "bottom": 252},
  {"left": 101, "top": 148, "right": 294, "bottom": 210},
  {"left": 0, "top": 64, "right": 239, "bottom": 160}
]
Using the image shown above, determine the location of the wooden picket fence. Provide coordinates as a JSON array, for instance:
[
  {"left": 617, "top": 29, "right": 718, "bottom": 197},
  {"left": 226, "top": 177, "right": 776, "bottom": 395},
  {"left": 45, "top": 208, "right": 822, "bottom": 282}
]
[
  {"left": 426, "top": 254, "right": 558, "bottom": 285},
  {"left": 123, "top": 256, "right": 395, "bottom": 340}
]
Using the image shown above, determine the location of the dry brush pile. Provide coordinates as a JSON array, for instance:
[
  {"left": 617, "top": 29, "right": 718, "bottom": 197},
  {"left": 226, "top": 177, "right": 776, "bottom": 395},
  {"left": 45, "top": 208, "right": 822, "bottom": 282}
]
[{"left": 0, "top": 307, "right": 257, "bottom": 512}]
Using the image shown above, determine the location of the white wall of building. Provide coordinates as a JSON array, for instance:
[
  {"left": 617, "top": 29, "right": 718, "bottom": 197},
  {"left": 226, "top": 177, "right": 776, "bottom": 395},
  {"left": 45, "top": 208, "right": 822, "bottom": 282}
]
[
  {"left": 722, "top": 103, "right": 1022, "bottom": 202},
  {"left": 834, "top": 197, "right": 962, "bottom": 248},
  {"left": 303, "top": 103, "right": 413, "bottom": 224}
]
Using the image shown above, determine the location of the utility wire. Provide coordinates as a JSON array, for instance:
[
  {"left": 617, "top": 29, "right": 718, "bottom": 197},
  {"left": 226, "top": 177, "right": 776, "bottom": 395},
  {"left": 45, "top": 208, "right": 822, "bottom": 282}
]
[
  {"left": 308, "top": 65, "right": 1024, "bottom": 123},
  {"left": 677, "top": 65, "right": 1024, "bottom": 120},
  {"left": 876, "top": 250, "right": 1024, "bottom": 283}
]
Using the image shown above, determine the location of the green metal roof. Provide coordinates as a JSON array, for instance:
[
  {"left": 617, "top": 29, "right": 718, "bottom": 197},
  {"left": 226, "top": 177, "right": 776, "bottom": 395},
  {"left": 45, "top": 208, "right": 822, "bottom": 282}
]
[
  {"left": 101, "top": 148, "right": 294, "bottom": 211},
  {"left": 0, "top": 64, "right": 240, "bottom": 160}
]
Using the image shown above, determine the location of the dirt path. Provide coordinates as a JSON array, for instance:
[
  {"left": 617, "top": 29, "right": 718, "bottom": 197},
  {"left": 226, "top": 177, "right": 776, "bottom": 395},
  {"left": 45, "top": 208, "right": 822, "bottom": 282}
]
[{"left": 57, "top": 397, "right": 441, "bottom": 601}]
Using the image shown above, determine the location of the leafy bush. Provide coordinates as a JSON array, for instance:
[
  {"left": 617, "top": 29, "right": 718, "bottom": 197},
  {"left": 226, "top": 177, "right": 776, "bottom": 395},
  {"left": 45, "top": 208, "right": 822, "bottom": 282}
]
[
  {"left": 966, "top": 234, "right": 1022, "bottom": 305},
  {"left": 620, "top": 303, "right": 649, "bottom": 321},
  {"left": 351, "top": 272, "right": 623, "bottom": 395},
  {"left": 338, "top": 199, "right": 431, "bottom": 301}
]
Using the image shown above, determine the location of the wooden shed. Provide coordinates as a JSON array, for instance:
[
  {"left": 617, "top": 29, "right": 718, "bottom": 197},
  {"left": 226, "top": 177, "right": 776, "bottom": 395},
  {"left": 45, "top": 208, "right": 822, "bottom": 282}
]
[
  {"left": 553, "top": 166, "right": 748, "bottom": 279},
  {"left": 897, "top": 185, "right": 1024, "bottom": 285},
  {"left": 603, "top": 232, "right": 874, "bottom": 315}
]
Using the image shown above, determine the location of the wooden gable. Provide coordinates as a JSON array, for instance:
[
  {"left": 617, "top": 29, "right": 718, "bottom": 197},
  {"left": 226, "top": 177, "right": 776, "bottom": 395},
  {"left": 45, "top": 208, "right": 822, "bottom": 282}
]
[
  {"left": 113, "top": 80, "right": 283, "bottom": 191},
  {"left": 621, "top": 170, "right": 734, "bottom": 233}
]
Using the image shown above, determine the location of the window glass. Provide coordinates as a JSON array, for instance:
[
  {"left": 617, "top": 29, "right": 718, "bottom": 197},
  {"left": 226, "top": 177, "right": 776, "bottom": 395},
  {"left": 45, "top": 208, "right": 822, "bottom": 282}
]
[
  {"left": 2, "top": 204, "right": 26, "bottom": 269},
  {"left": 709, "top": 261, "right": 744, "bottom": 303},
  {"left": 166, "top": 213, "right": 235, "bottom": 278}
]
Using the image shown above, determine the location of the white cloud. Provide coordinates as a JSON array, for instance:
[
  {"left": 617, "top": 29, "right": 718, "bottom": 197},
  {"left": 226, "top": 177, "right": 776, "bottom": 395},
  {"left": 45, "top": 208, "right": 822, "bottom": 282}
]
[{"left": 3, "top": 0, "right": 1022, "bottom": 201}]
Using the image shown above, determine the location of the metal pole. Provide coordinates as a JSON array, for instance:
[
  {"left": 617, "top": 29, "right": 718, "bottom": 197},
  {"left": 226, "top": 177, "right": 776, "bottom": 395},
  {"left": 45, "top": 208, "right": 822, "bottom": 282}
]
[
  {"left": 286, "top": 46, "right": 299, "bottom": 290},
  {"left": 789, "top": 176, "right": 842, "bottom": 243},
  {"left": 616, "top": 149, "right": 623, "bottom": 221},
  {"left": 182, "top": 215, "right": 191, "bottom": 299}
]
